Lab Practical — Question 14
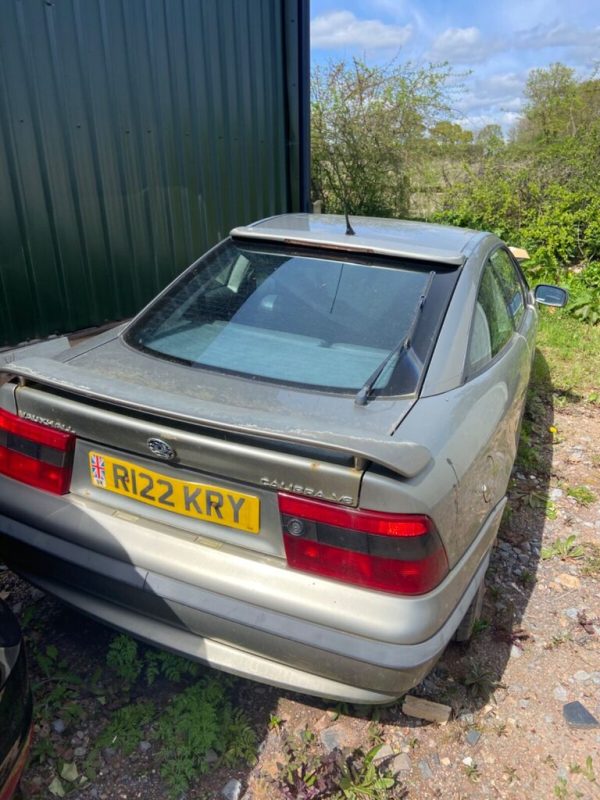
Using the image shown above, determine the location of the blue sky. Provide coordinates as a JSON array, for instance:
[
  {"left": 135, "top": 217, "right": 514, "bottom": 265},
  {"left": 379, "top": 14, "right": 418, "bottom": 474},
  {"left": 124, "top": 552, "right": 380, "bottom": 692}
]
[{"left": 310, "top": 0, "right": 600, "bottom": 132}]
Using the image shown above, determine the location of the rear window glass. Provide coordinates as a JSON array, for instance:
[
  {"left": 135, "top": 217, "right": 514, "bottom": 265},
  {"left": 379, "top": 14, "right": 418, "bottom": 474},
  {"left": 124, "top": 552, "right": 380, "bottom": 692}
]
[{"left": 124, "top": 240, "right": 443, "bottom": 394}]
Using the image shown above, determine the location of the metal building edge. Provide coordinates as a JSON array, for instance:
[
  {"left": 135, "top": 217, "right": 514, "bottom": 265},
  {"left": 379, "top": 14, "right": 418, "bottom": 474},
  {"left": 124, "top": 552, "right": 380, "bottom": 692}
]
[{"left": 0, "top": 0, "right": 311, "bottom": 347}]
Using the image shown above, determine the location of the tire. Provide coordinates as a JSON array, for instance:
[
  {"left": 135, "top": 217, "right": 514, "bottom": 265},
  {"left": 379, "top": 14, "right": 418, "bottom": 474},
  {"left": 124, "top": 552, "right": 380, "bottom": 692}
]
[{"left": 452, "top": 577, "right": 485, "bottom": 643}]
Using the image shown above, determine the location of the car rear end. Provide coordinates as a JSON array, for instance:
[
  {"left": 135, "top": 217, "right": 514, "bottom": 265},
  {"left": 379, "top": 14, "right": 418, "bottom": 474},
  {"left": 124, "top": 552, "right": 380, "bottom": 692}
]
[
  {"left": 0, "top": 601, "right": 32, "bottom": 800},
  {"left": 0, "top": 218, "right": 497, "bottom": 702}
]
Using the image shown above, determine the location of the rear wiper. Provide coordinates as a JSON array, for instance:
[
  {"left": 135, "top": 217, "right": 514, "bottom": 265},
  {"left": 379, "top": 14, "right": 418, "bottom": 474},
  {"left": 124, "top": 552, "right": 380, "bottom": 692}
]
[{"left": 355, "top": 271, "right": 435, "bottom": 406}]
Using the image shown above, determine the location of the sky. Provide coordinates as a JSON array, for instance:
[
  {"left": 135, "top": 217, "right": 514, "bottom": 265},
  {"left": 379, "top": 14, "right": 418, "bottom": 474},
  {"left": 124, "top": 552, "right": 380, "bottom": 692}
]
[{"left": 310, "top": 0, "right": 600, "bottom": 133}]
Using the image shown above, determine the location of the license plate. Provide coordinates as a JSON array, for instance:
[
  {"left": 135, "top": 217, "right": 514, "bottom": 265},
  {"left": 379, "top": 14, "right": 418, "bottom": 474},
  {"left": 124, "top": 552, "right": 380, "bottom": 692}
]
[{"left": 88, "top": 451, "right": 260, "bottom": 533}]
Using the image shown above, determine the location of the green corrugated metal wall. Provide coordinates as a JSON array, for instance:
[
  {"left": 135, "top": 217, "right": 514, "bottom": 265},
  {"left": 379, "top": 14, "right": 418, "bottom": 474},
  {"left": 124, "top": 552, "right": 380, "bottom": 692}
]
[{"left": 0, "top": 0, "right": 309, "bottom": 346}]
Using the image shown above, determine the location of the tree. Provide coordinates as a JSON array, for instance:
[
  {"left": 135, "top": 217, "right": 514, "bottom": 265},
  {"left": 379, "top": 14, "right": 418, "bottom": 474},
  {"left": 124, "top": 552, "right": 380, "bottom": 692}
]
[
  {"left": 429, "top": 121, "right": 473, "bottom": 147},
  {"left": 311, "top": 58, "right": 457, "bottom": 217},
  {"left": 475, "top": 124, "right": 504, "bottom": 156},
  {"left": 516, "top": 63, "right": 579, "bottom": 144}
]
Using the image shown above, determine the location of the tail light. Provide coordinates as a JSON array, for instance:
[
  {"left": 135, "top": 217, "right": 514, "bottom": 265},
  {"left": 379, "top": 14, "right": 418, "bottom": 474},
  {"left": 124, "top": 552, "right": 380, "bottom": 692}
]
[
  {"left": 0, "top": 409, "right": 75, "bottom": 494},
  {"left": 278, "top": 493, "right": 448, "bottom": 596}
]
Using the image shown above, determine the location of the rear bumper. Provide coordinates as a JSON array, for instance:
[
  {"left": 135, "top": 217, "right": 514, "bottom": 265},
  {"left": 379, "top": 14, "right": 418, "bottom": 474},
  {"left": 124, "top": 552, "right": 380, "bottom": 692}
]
[{"left": 0, "top": 487, "right": 503, "bottom": 703}]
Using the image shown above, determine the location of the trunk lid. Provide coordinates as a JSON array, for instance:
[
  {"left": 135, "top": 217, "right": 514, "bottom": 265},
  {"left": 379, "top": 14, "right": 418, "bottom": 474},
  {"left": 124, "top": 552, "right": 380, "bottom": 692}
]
[{"left": 4, "top": 336, "right": 429, "bottom": 555}]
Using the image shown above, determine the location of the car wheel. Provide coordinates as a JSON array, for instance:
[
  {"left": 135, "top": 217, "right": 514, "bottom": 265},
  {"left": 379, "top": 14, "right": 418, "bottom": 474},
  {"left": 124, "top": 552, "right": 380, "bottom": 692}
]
[{"left": 453, "top": 577, "right": 485, "bottom": 643}]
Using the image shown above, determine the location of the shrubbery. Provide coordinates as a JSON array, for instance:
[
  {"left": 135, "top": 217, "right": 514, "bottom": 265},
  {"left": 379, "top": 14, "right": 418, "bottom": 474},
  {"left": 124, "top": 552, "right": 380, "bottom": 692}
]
[{"left": 312, "top": 60, "right": 600, "bottom": 323}]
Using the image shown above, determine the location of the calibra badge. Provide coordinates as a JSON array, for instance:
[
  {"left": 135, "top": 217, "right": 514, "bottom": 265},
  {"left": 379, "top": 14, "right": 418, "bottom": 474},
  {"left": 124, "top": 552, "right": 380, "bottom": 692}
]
[{"left": 146, "top": 437, "right": 176, "bottom": 461}]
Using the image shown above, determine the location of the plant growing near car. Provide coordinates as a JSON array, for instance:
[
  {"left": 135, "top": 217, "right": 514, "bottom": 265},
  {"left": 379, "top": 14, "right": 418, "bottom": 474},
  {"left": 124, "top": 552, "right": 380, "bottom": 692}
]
[
  {"left": 106, "top": 634, "right": 143, "bottom": 688},
  {"left": 157, "top": 676, "right": 256, "bottom": 798},
  {"left": 464, "top": 760, "right": 481, "bottom": 782},
  {"left": 541, "top": 535, "right": 585, "bottom": 561},
  {"left": 463, "top": 664, "right": 504, "bottom": 699},
  {"left": 338, "top": 745, "right": 396, "bottom": 800},
  {"left": 569, "top": 755, "right": 596, "bottom": 782},
  {"left": 144, "top": 648, "right": 201, "bottom": 685},
  {"left": 95, "top": 700, "right": 155, "bottom": 756},
  {"left": 566, "top": 485, "right": 597, "bottom": 506},
  {"left": 268, "top": 713, "right": 284, "bottom": 731},
  {"left": 277, "top": 732, "right": 340, "bottom": 799},
  {"left": 581, "top": 543, "right": 600, "bottom": 577},
  {"left": 554, "top": 777, "right": 568, "bottom": 799}
]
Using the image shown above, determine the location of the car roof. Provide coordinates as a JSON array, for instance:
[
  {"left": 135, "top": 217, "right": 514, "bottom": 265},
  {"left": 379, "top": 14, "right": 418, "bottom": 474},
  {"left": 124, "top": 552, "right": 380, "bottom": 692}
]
[{"left": 231, "top": 213, "right": 486, "bottom": 267}]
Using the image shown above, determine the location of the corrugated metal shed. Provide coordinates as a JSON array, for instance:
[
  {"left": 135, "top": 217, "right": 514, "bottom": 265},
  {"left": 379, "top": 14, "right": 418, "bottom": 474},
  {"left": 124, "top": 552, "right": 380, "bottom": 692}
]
[{"left": 0, "top": 0, "right": 309, "bottom": 346}]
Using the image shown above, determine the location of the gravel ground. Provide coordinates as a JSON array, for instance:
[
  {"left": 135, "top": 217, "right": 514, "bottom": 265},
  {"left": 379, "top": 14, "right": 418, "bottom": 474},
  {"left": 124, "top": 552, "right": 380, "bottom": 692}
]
[{"left": 3, "top": 399, "right": 600, "bottom": 800}]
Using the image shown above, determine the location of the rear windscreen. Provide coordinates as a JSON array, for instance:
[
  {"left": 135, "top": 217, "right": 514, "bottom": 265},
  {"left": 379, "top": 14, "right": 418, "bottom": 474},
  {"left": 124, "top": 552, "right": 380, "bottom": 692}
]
[{"left": 124, "top": 240, "right": 451, "bottom": 394}]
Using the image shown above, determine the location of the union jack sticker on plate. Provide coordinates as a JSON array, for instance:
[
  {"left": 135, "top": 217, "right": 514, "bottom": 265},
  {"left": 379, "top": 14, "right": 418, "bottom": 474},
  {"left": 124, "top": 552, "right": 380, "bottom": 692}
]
[{"left": 90, "top": 453, "right": 106, "bottom": 487}]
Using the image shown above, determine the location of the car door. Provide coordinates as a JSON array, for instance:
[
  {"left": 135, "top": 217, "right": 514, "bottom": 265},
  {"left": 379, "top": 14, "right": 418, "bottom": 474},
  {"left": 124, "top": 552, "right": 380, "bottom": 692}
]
[{"left": 457, "top": 246, "right": 535, "bottom": 545}]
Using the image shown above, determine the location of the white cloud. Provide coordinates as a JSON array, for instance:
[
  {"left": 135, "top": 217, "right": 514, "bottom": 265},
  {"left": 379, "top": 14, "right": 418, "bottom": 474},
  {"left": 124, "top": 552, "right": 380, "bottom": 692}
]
[
  {"left": 311, "top": 11, "right": 413, "bottom": 50},
  {"left": 460, "top": 111, "right": 522, "bottom": 133},
  {"left": 456, "top": 72, "right": 526, "bottom": 113},
  {"left": 515, "top": 21, "right": 600, "bottom": 50},
  {"left": 428, "top": 27, "right": 501, "bottom": 64}
]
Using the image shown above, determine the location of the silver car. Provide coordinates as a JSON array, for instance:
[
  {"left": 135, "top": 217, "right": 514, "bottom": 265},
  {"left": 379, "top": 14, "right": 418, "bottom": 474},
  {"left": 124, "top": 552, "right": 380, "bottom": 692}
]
[{"left": 0, "top": 214, "right": 566, "bottom": 703}]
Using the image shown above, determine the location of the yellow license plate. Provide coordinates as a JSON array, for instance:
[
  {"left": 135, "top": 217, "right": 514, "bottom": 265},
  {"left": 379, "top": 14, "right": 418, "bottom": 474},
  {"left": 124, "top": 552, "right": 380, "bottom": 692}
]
[{"left": 88, "top": 451, "right": 260, "bottom": 533}]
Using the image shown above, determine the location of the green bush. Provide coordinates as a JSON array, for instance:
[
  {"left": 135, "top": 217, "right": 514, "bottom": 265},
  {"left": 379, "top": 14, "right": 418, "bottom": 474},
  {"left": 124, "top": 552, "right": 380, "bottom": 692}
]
[{"left": 433, "top": 176, "right": 600, "bottom": 325}]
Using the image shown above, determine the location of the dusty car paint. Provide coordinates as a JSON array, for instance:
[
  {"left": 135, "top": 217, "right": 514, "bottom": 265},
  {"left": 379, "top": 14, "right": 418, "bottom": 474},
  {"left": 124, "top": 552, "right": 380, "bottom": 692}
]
[{"left": 0, "top": 214, "right": 542, "bottom": 702}]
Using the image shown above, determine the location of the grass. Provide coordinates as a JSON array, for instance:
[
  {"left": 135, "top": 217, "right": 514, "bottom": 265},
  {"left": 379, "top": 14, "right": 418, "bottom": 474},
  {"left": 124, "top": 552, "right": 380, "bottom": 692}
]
[
  {"left": 581, "top": 543, "right": 600, "bottom": 577},
  {"left": 541, "top": 535, "right": 585, "bottom": 561},
  {"left": 535, "top": 311, "right": 600, "bottom": 397},
  {"left": 566, "top": 485, "right": 597, "bottom": 506}
]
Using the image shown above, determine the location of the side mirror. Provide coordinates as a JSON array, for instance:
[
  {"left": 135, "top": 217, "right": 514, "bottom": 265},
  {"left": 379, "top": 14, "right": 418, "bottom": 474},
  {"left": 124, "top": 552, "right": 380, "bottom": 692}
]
[{"left": 534, "top": 284, "right": 568, "bottom": 308}]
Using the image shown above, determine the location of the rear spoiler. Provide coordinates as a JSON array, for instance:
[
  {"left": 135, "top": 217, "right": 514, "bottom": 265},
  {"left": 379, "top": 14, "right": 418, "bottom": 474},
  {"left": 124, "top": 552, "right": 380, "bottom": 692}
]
[{"left": 2, "top": 357, "right": 432, "bottom": 478}]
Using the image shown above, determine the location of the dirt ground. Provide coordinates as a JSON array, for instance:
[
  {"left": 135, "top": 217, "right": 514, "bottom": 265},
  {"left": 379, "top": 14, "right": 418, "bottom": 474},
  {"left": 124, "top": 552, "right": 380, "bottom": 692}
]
[{"left": 2, "top": 399, "right": 599, "bottom": 800}]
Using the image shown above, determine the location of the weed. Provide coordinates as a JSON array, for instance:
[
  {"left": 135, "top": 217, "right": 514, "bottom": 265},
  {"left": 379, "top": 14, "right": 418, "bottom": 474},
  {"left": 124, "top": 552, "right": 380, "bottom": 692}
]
[
  {"left": 541, "top": 535, "right": 585, "bottom": 561},
  {"left": 221, "top": 708, "right": 258, "bottom": 767},
  {"left": 328, "top": 702, "right": 351, "bottom": 721},
  {"left": 107, "top": 634, "right": 202, "bottom": 691},
  {"left": 554, "top": 777, "right": 568, "bottom": 799},
  {"left": 30, "top": 735, "right": 56, "bottom": 766},
  {"left": 569, "top": 755, "right": 596, "bottom": 782},
  {"left": 20, "top": 604, "right": 38, "bottom": 630},
  {"left": 472, "top": 619, "right": 490, "bottom": 636},
  {"left": 367, "top": 722, "right": 385, "bottom": 746},
  {"left": 545, "top": 632, "right": 573, "bottom": 650},
  {"left": 464, "top": 761, "right": 481, "bottom": 782},
  {"left": 106, "top": 634, "right": 142, "bottom": 688},
  {"left": 268, "top": 714, "right": 284, "bottom": 731},
  {"left": 277, "top": 732, "right": 341, "bottom": 799},
  {"left": 512, "top": 485, "right": 556, "bottom": 518},
  {"left": 157, "top": 677, "right": 256, "bottom": 798},
  {"left": 488, "top": 584, "right": 501, "bottom": 601},
  {"left": 567, "top": 485, "right": 598, "bottom": 506},
  {"left": 519, "top": 569, "right": 536, "bottom": 587},
  {"left": 338, "top": 745, "right": 396, "bottom": 799},
  {"left": 516, "top": 421, "right": 541, "bottom": 472},
  {"left": 500, "top": 504, "right": 513, "bottom": 527},
  {"left": 581, "top": 543, "right": 600, "bottom": 577},
  {"left": 495, "top": 722, "right": 508, "bottom": 737},
  {"left": 463, "top": 665, "right": 504, "bottom": 699},
  {"left": 144, "top": 649, "right": 200, "bottom": 685},
  {"left": 95, "top": 701, "right": 155, "bottom": 756}
]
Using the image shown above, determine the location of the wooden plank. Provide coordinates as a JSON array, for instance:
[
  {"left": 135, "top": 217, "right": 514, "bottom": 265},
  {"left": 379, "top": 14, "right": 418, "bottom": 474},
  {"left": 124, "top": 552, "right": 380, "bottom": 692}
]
[{"left": 402, "top": 695, "right": 452, "bottom": 723}]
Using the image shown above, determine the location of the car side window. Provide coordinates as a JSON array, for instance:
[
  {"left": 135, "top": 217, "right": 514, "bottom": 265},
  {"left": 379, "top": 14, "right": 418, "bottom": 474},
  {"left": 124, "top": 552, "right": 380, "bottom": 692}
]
[
  {"left": 467, "top": 259, "right": 514, "bottom": 374},
  {"left": 490, "top": 248, "right": 526, "bottom": 329}
]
